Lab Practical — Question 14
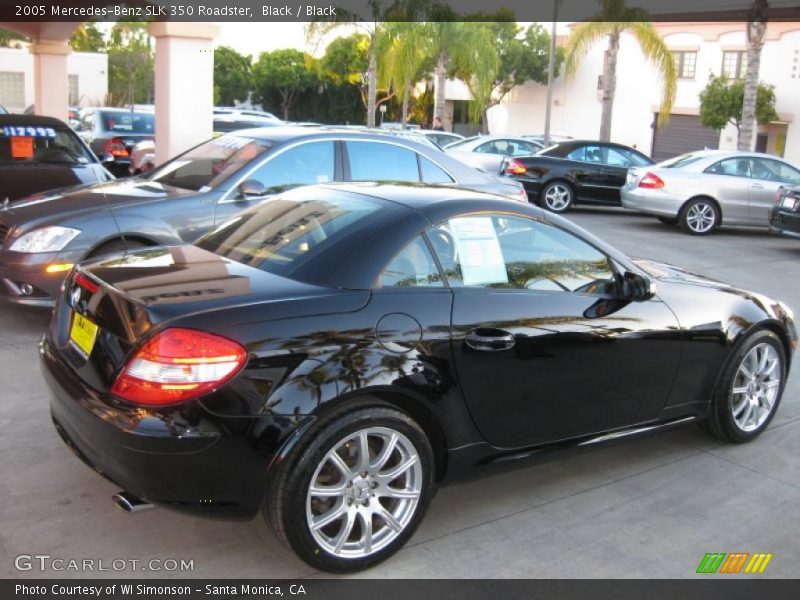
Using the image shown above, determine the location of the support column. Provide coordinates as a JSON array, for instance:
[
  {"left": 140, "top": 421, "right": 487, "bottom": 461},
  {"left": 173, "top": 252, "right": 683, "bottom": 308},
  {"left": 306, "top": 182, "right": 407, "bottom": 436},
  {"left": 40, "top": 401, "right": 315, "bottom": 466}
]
[
  {"left": 29, "top": 41, "right": 70, "bottom": 121},
  {"left": 149, "top": 22, "right": 218, "bottom": 166}
]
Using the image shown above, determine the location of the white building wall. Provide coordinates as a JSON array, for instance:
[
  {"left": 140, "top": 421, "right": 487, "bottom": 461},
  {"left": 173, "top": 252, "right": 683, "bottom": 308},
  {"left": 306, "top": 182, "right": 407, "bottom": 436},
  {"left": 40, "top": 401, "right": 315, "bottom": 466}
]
[
  {"left": 0, "top": 47, "right": 107, "bottom": 112},
  {"left": 490, "top": 24, "right": 800, "bottom": 163}
]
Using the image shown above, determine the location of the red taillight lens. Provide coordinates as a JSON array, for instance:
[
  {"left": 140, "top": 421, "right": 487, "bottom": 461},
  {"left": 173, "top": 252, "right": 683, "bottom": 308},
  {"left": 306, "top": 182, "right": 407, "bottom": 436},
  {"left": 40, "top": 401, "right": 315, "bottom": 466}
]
[
  {"left": 638, "top": 172, "right": 665, "bottom": 189},
  {"left": 111, "top": 328, "right": 247, "bottom": 406},
  {"left": 504, "top": 158, "right": 527, "bottom": 176},
  {"left": 104, "top": 137, "right": 129, "bottom": 158},
  {"left": 74, "top": 272, "right": 99, "bottom": 294}
]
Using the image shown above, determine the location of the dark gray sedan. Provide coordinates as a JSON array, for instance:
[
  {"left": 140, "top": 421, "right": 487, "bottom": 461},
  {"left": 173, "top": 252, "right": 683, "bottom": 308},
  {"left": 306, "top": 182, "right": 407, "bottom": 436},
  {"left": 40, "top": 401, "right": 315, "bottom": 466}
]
[{"left": 0, "top": 126, "right": 525, "bottom": 306}]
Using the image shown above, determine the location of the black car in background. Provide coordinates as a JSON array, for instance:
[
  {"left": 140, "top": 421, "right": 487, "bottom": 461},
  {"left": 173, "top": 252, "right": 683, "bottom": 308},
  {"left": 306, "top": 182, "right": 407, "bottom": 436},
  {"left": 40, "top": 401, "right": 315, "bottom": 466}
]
[
  {"left": 1, "top": 114, "right": 113, "bottom": 202},
  {"left": 73, "top": 107, "right": 155, "bottom": 177},
  {"left": 771, "top": 184, "right": 800, "bottom": 239},
  {"left": 0, "top": 127, "right": 524, "bottom": 306},
  {"left": 41, "top": 184, "right": 795, "bottom": 573},
  {"left": 503, "top": 140, "right": 654, "bottom": 213}
]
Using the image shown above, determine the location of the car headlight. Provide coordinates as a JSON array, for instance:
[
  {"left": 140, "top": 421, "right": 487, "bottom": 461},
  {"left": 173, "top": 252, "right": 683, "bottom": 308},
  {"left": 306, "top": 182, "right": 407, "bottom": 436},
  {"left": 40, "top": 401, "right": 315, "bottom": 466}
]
[{"left": 10, "top": 226, "right": 81, "bottom": 253}]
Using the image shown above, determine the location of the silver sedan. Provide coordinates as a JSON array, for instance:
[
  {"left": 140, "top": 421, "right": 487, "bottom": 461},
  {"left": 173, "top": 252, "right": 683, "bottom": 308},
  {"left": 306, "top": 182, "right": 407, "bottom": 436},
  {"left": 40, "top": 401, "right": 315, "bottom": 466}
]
[
  {"left": 621, "top": 150, "right": 800, "bottom": 235},
  {"left": 445, "top": 135, "right": 543, "bottom": 174}
]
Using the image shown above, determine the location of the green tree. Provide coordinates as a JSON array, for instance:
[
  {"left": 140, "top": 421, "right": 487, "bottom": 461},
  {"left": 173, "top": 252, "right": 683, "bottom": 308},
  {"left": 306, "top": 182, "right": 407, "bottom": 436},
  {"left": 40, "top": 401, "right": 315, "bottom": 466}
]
[
  {"left": 214, "top": 46, "right": 252, "bottom": 106},
  {"left": 252, "top": 49, "right": 315, "bottom": 120},
  {"left": 107, "top": 22, "right": 154, "bottom": 105},
  {"left": 69, "top": 23, "right": 106, "bottom": 53},
  {"left": 319, "top": 33, "right": 370, "bottom": 109},
  {"left": 450, "top": 25, "right": 500, "bottom": 133},
  {"left": 0, "top": 28, "right": 27, "bottom": 48},
  {"left": 699, "top": 75, "right": 778, "bottom": 133},
  {"left": 565, "top": 0, "right": 676, "bottom": 142},
  {"left": 379, "top": 22, "right": 433, "bottom": 124},
  {"left": 739, "top": 0, "right": 769, "bottom": 150}
]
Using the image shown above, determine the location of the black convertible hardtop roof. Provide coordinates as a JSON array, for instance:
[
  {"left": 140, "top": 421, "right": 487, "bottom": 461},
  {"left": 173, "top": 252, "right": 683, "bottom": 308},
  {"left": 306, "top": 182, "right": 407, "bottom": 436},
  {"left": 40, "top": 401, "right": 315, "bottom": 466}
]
[{"left": 0, "top": 114, "right": 70, "bottom": 129}]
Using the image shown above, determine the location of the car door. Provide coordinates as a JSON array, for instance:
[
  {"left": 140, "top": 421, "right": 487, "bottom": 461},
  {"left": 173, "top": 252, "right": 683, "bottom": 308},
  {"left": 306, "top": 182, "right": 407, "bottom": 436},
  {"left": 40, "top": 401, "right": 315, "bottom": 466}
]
[
  {"left": 429, "top": 213, "right": 681, "bottom": 449},
  {"left": 215, "top": 140, "right": 338, "bottom": 225},
  {"left": 747, "top": 157, "right": 800, "bottom": 224},
  {"left": 702, "top": 158, "right": 752, "bottom": 224},
  {"left": 566, "top": 144, "right": 614, "bottom": 202},
  {"left": 596, "top": 145, "right": 636, "bottom": 203}
]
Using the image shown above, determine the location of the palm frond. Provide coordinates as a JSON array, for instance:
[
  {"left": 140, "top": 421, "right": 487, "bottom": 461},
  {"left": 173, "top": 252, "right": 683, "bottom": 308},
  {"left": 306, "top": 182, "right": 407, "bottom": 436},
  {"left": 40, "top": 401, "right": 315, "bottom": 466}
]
[
  {"left": 565, "top": 21, "right": 613, "bottom": 78},
  {"left": 629, "top": 22, "right": 677, "bottom": 127}
]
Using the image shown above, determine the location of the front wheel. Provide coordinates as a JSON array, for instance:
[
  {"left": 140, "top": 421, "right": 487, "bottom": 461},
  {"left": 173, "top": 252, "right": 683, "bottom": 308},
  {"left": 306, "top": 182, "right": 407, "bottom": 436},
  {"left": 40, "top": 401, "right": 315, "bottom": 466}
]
[
  {"left": 704, "top": 330, "right": 786, "bottom": 443},
  {"left": 679, "top": 199, "right": 719, "bottom": 235},
  {"left": 265, "top": 404, "right": 435, "bottom": 573},
  {"left": 539, "top": 181, "right": 574, "bottom": 213}
]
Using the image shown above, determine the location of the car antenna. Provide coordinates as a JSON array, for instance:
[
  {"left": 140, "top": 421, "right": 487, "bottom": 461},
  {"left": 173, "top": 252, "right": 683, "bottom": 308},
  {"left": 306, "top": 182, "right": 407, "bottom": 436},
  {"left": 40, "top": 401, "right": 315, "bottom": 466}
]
[{"left": 101, "top": 187, "right": 130, "bottom": 252}]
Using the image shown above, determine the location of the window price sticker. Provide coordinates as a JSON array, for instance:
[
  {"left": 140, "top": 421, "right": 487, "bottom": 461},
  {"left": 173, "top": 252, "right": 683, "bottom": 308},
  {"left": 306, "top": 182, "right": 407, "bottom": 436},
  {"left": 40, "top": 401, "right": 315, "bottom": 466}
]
[
  {"left": 449, "top": 216, "right": 509, "bottom": 286},
  {"left": 10, "top": 136, "right": 34, "bottom": 159},
  {"left": 2, "top": 126, "right": 56, "bottom": 138}
]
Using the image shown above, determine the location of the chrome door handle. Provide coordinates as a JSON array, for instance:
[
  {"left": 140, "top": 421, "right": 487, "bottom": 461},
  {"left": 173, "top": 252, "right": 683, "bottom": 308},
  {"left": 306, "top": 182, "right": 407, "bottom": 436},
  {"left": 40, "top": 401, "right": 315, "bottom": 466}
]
[
  {"left": 464, "top": 329, "right": 515, "bottom": 352},
  {"left": 751, "top": 183, "right": 765, "bottom": 189}
]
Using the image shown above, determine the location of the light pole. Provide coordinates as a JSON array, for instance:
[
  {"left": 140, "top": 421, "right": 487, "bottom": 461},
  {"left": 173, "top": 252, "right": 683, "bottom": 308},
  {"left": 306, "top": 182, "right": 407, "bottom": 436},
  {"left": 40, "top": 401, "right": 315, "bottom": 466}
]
[{"left": 543, "top": 0, "right": 561, "bottom": 146}]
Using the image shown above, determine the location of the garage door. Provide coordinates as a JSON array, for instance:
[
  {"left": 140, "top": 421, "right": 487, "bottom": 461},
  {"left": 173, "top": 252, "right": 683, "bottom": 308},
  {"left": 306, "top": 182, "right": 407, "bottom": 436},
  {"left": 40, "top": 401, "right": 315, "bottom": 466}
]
[{"left": 650, "top": 114, "right": 720, "bottom": 162}]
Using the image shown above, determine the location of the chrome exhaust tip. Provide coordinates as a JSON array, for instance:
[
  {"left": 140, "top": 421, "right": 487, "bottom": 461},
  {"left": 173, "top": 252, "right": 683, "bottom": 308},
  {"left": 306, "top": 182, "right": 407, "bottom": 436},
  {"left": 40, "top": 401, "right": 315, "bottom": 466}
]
[{"left": 112, "top": 491, "right": 154, "bottom": 513}]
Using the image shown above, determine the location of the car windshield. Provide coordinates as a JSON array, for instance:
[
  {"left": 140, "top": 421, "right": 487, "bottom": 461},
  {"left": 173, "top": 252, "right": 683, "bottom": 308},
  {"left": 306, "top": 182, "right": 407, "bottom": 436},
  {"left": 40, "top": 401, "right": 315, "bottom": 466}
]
[
  {"left": 100, "top": 111, "right": 155, "bottom": 134},
  {"left": 0, "top": 124, "right": 94, "bottom": 165},
  {"left": 147, "top": 135, "right": 272, "bottom": 191},
  {"left": 196, "top": 194, "right": 382, "bottom": 282}
]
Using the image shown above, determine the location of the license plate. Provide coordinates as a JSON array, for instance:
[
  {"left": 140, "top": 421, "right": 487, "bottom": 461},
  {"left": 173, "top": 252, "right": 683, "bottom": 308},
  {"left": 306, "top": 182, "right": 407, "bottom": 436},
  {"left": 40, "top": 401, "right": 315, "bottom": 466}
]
[
  {"left": 782, "top": 197, "right": 796, "bottom": 210},
  {"left": 69, "top": 311, "right": 99, "bottom": 358}
]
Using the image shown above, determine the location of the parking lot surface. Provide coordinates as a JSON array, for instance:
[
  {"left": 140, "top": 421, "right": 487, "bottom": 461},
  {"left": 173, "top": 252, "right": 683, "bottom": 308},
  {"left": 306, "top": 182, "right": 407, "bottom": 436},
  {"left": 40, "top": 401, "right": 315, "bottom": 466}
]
[{"left": 1, "top": 207, "right": 798, "bottom": 579}]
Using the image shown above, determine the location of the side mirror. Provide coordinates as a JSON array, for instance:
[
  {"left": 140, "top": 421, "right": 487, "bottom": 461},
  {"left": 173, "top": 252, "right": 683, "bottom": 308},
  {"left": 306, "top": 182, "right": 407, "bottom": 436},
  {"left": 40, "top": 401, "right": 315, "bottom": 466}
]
[
  {"left": 237, "top": 179, "right": 267, "bottom": 199},
  {"left": 622, "top": 271, "right": 656, "bottom": 301}
]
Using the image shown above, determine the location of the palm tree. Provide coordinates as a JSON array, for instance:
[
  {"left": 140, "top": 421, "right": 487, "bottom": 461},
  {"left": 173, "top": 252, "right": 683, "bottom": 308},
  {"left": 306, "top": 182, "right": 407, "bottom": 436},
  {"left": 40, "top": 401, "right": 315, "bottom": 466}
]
[
  {"left": 565, "top": 0, "right": 676, "bottom": 142},
  {"left": 450, "top": 25, "right": 500, "bottom": 133},
  {"left": 739, "top": 0, "right": 769, "bottom": 151},
  {"left": 379, "top": 22, "right": 431, "bottom": 124}
]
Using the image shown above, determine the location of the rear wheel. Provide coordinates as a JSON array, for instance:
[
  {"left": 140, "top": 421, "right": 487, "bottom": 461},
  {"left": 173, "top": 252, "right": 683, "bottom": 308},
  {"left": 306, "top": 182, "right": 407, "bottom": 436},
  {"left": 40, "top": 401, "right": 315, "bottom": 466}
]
[
  {"left": 265, "top": 403, "right": 435, "bottom": 573},
  {"left": 704, "top": 330, "right": 786, "bottom": 443},
  {"left": 539, "top": 181, "right": 574, "bottom": 213},
  {"left": 679, "top": 198, "right": 719, "bottom": 235},
  {"left": 87, "top": 238, "right": 150, "bottom": 259}
]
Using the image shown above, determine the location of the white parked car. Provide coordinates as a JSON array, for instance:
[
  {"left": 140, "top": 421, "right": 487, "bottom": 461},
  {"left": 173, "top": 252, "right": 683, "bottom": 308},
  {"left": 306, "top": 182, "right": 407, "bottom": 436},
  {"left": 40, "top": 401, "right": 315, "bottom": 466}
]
[
  {"left": 445, "top": 135, "right": 544, "bottom": 174},
  {"left": 621, "top": 150, "right": 800, "bottom": 235}
]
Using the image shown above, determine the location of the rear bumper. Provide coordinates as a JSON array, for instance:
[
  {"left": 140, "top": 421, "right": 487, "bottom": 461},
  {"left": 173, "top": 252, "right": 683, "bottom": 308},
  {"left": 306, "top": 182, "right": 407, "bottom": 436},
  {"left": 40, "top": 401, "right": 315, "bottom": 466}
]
[
  {"left": 0, "top": 249, "right": 84, "bottom": 306},
  {"left": 40, "top": 334, "right": 298, "bottom": 521},
  {"left": 770, "top": 207, "right": 800, "bottom": 239},
  {"left": 621, "top": 188, "right": 684, "bottom": 217}
]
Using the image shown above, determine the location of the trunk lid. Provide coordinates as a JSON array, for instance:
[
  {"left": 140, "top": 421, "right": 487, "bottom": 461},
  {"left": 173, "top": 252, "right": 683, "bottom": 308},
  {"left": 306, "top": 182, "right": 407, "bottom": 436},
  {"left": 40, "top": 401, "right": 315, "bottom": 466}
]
[{"left": 49, "top": 245, "right": 368, "bottom": 392}]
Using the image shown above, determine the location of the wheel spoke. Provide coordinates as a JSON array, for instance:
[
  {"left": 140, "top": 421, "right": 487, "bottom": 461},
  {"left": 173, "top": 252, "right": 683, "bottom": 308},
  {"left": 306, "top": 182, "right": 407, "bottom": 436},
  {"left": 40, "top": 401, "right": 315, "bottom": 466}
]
[
  {"left": 332, "top": 510, "right": 357, "bottom": 554},
  {"left": 382, "top": 487, "right": 421, "bottom": 500},
  {"left": 311, "top": 503, "right": 346, "bottom": 531},
  {"left": 763, "top": 358, "right": 779, "bottom": 376},
  {"left": 328, "top": 450, "right": 353, "bottom": 479},
  {"left": 378, "top": 506, "right": 403, "bottom": 532},
  {"left": 379, "top": 455, "right": 418, "bottom": 482},
  {"left": 370, "top": 432, "right": 398, "bottom": 472},
  {"left": 732, "top": 386, "right": 749, "bottom": 396},
  {"left": 764, "top": 380, "right": 780, "bottom": 390},
  {"left": 741, "top": 403, "right": 754, "bottom": 427},
  {"left": 732, "top": 398, "right": 748, "bottom": 417},
  {"left": 355, "top": 429, "right": 370, "bottom": 473},
  {"left": 309, "top": 483, "right": 346, "bottom": 498},
  {"left": 359, "top": 512, "right": 373, "bottom": 554}
]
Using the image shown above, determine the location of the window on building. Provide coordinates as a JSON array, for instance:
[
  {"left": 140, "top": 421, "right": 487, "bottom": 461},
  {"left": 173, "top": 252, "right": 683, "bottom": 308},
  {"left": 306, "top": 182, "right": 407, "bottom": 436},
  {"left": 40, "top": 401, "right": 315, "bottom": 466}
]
[
  {"left": 722, "top": 51, "right": 747, "bottom": 79},
  {"left": 673, "top": 51, "right": 697, "bottom": 79},
  {"left": 68, "top": 74, "right": 80, "bottom": 106},
  {"left": 0, "top": 72, "right": 25, "bottom": 112}
]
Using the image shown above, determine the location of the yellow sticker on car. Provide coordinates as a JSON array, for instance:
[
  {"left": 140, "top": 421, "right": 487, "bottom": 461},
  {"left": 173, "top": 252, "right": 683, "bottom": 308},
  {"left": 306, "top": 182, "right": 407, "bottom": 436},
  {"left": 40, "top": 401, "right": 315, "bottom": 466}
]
[{"left": 69, "top": 311, "right": 99, "bottom": 358}]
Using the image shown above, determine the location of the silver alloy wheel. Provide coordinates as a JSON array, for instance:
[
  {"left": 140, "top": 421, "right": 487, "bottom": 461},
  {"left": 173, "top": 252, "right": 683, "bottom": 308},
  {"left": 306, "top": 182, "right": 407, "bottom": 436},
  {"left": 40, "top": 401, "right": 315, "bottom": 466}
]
[
  {"left": 730, "top": 343, "right": 782, "bottom": 432},
  {"left": 306, "top": 426, "right": 422, "bottom": 559},
  {"left": 685, "top": 201, "right": 717, "bottom": 233},
  {"left": 544, "top": 184, "right": 571, "bottom": 211}
]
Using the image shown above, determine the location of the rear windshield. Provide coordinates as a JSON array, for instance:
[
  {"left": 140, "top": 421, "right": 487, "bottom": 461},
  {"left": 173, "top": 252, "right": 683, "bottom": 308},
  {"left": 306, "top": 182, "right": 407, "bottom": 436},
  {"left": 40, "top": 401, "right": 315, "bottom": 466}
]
[
  {"left": 148, "top": 135, "right": 272, "bottom": 191},
  {"left": 658, "top": 153, "right": 704, "bottom": 169},
  {"left": 101, "top": 111, "right": 155, "bottom": 134},
  {"left": 196, "top": 194, "right": 381, "bottom": 282},
  {"left": 0, "top": 124, "right": 94, "bottom": 165}
]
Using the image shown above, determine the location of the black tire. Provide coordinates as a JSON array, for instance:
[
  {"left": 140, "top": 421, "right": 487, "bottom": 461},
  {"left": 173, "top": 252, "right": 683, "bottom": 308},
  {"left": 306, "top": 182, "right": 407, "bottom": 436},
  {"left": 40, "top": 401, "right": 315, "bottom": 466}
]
[
  {"left": 657, "top": 216, "right": 678, "bottom": 225},
  {"left": 539, "top": 181, "right": 575, "bottom": 213},
  {"left": 703, "top": 329, "right": 786, "bottom": 443},
  {"left": 87, "top": 238, "right": 149, "bottom": 259},
  {"left": 265, "top": 401, "right": 435, "bottom": 573},
  {"left": 679, "top": 198, "right": 719, "bottom": 235}
]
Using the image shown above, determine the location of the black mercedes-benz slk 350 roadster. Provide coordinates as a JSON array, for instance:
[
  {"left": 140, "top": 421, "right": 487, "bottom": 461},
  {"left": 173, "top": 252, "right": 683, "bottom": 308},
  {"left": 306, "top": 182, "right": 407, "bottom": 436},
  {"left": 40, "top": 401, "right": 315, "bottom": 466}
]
[{"left": 41, "top": 183, "right": 796, "bottom": 572}]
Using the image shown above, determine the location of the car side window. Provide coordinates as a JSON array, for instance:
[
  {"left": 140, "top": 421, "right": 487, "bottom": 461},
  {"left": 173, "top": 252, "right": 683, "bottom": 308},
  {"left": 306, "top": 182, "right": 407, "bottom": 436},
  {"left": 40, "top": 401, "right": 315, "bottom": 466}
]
[
  {"left": 474, "top": 141, "right": 496, "bottom": 154},
  {"left": 376, "top": 235, "right": 443, "bottom": 288},
  {"left": 566, "top": 146, "right": 586, "bottom": 161},
  {"left": 706, "top": 158, "right": 751, "bottom": 178},
  {"left": 419, "top": 156, "right": 454, "bottom": 183},
  {"left": 347, "top": 141, "right": 420, "bottom": 182},
  {"left": 603, "top": 147, "right": 632, "bottom": 167},
  {"left": 623, "top": 148, "right": 652, "bottom": 167},
  {"left": 428, "top": 214, "right": 617, "bottom": 294},
  {"left": 510, "top": 142, "right": 537, "bottom": 157},
  {"left": 750, "top": 158, "right": 800, "bottom": 184},
  {"left": 248, "top": 141, "right": 335, "bottom": 192}
]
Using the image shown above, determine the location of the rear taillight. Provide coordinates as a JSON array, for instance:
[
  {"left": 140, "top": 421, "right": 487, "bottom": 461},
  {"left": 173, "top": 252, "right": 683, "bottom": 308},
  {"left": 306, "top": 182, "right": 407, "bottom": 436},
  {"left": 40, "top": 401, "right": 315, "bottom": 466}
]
[
  {"left": 504, "top": 158, "right": 527, "bottom": 176},
  {"left": 638, "top": 172, "right": 665, "bottom": 189},
  {"left": 104, "top": 137, "right": 129, "bottom": 158},
  {"left": 111, "top": 328, "right": 247, "bottom": 406},
  {"left": 74, "top": 272, "right": 99, "bottom": 294}
]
